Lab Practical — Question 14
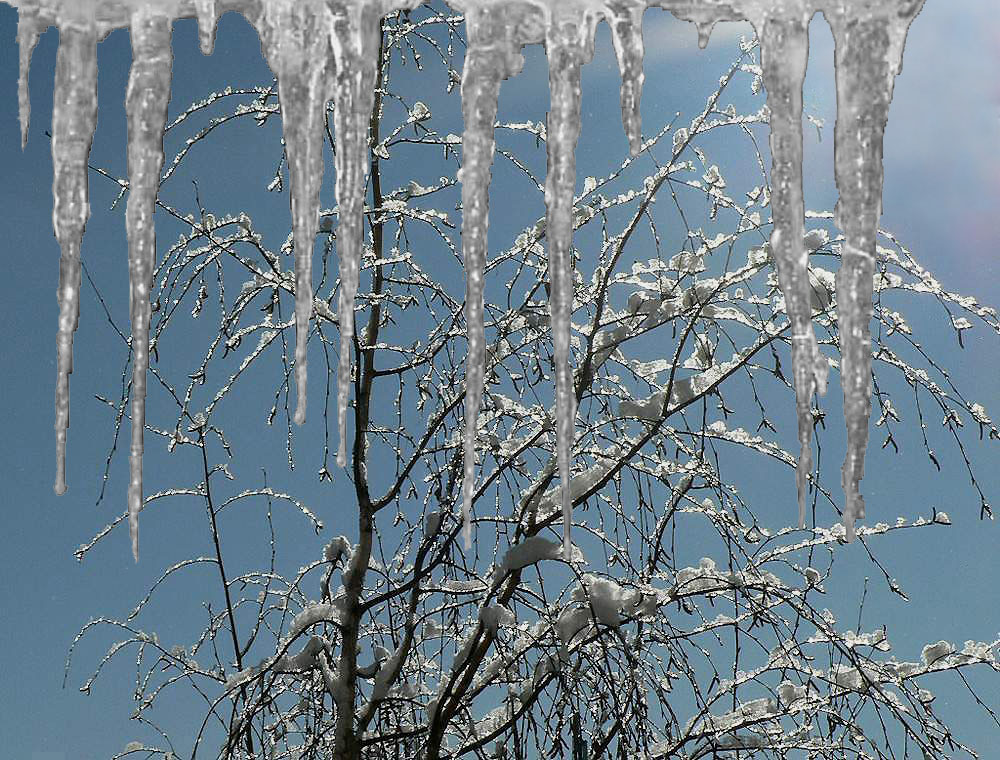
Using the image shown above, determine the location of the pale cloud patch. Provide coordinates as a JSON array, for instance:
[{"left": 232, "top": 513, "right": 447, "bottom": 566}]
[{"left": 640, "top": 8, "right": 754, "bottom": 63}]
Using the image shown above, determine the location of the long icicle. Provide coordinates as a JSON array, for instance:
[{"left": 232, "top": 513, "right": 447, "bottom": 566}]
[
  {"left": 759, "top": 11, "right": 828, "bottom": 532},
  {"left": 606, "top": 0, "right": 645, "bottom": 158},
  {"left": 16, "top": 5, "right": 42, "bottom": 150},
  {"left": 51, "top": 20, "right": 98, "bottom": 498},
  {"left": 331, "top": 4, "right": 381, "bottom": 468},
  {"left": 125, "top": 7, "right": 174, "bottom": 562},
  {"left": 830, "top": 7, "right": 918, "bottom": 541},
  {"left": 545, "top": 7, "right": 596, "bottom": 556},
  {"left": 459, "top": 6, "right": 524, "bottom": 550},
  {"left": 260, "top": 0, "right": 332, "bottom": 428}
]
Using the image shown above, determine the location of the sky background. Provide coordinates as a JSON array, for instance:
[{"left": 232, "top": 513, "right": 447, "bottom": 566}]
[{"left": 0, "top": 1, "right": 998, "bottom": 758}]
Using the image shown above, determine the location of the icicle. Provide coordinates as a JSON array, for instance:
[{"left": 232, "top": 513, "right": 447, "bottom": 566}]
[
  {"left": 830, "top": 7, "right": 918, "bottom": 542},
  {"left": 758, "top": 12, "right": 828, "bottom": 532},
  {"left": 125, "top": 7, "right": 174, "bottom": 562},
  {"left": 696, "top": 20, "right": 714, "bottom": 50},
  {"left": 459, "top": 6, "right": 525, "bottom": 550},
  {"left": 330, "top": 4, "right": 382, "bottom": 468},
  {"left": 545, "top": 7, "right": 597, "bottom": 555},
  {"left": 259, "top": 0, "right": 333, "bottom": 428},
  {"left": 194, "top": 0, "right": 217, "bottom": 56},
  {"left": 51, "top": 20, "right": 98, "bottom": 499},
  {"left": 16, "top": 6, "right": 43, "bottom": 150},
  {"left": 606, "top": 0, "right": 645, "bottom": 157}
]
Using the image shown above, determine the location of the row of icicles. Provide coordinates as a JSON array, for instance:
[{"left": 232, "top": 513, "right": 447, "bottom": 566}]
[{"left": 17, "top": 0, "right": 923, "bottom": 560}]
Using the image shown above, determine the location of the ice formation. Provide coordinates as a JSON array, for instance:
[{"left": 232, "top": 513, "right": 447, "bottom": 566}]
[
  {"left": 50, "top": 13, "right": 98, "bottom": 501},
  {"left": 457, "top": 3, "right": 525, "bottom": 549},
  {"left": 756, "top": 9, "right": 829, "bottom": 532},
  {"left": 124, "top": 5, "right": 174, "bottom": 561},
  {"left": 543, "top": 6, "right": 596, "bottom": 557},
  {"left": 258, "top": 0, "right": 333, "bottom": 430},
  {"left": 828, "top": 8, "right": 919, "bottom": 541},
  {"left": 10, "top": 0, "right": 925, "bottom": 557}
]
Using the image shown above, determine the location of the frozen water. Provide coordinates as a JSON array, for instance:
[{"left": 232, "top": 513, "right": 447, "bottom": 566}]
[
  {"left": 544, "top": 6, "right": 597, "bottom": 555},
  {"left": 15, "top": 3, "right": 40, "bottom": 149},
  {"left": 830, "top": 5, "right": 919, "bottom": 540},
  {"left": 15, "top": 0, "right": 925, "bottom": 555},
  {"left": 194, "top": 0, "right": 216, "bottom": 55},
  {"left": 606, "top": 0, "right": 645, "bottom": 157},
  {"left": 51, "top": 19, "right": 98, "bottom": 499},
  {"left": 125, "top": 6, "right": 173, "bottom": 561},
  {"left": 459, "top": 5, "right": 525, "bottom": 549},
  {"left": 259, "top": 0, "right": 332, "bottom": 429},
  {"left": 331, "top": 4, "right": 384, "bottom": 468},
  {"left": 756, "top": 10, "right": 829, "bottom": 532}
]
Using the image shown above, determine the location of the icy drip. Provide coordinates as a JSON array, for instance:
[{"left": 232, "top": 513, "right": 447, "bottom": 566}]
[
  {"left": 459, "top": 7, "right": 525, "bottom": 550},
  {"left": 545, "top": 8, "right": 596, "bottom": 554},
  {"left": 125, "top": 8, "right": 173, "bottom": 561},
  {"left": 194, "top": 0, "right": 217, "bottom": 56},
  {"left": 758, "top": 12, "right": 828, "bottom": 531},
  {"left": 830, "top": 9, "right": 911, "bottom": 542},
  {"left": 51, "top": 21, "right": 98, "bottom": 498},
  {"left": 16, "top": 6, "right": 42, "bottom": 149},
  {"left": 260, "top": 0, "right": 333, "bottom": 427},
  {"left": 606, "top": 0, "right": 645, "bottom": 157},
  {"left": 331, "top": 5, "right": 381, "bottom": 467}
]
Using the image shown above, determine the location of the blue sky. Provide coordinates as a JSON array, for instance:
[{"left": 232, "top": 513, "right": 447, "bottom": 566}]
[{"left": 0, "top": 2, "right": 997, "bottom": 758}]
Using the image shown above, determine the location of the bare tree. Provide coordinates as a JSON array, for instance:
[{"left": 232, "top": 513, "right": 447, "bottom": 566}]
[{"left": 64, "top": 3, "right": 999, "bottom": 759}]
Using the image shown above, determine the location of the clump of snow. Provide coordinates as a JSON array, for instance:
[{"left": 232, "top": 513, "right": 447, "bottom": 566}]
[
  {"left": 556, "top": 606, "right": 592, "bottom": 646},
  {"left": 960, "top": 640, "right": 997, "bottom": 661},
  {"left": 778, "top": 680, "right": 807, "bottom": 705},
  {"left": 969, "top": 402, "right": 992, "bottom": 426},
  {"left": 829, "top": 664, "right": 864, "bottom": 690},
  {"left": 369, "top": 642, "right": 407, "bottom": 703},
  {"left": 324, "top": 535, "right": 352, "bottom": 563},
  {"left": 572, "top": 574, "right": 632, "bottom": 627},
  {"left": 673, "top": 557, "right": 727, "bottom": 595},
  {"left": 686, "top": 698, "right": 778, "bottom": 734},
  {"left": 500, "top": 535, "right": 577, "bottom": 574},
  {"left": 289, "top": 602, "right": 342, "bottom": 638},
  {"left": 921, "top": 640, "right": 955, "bottom": 666},
  {"left": 480, "top": 604, "right": 515, "bottom": 634}
]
